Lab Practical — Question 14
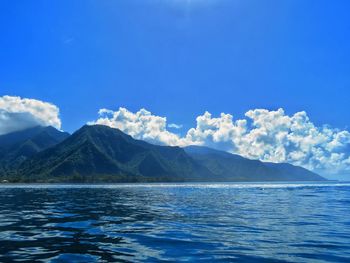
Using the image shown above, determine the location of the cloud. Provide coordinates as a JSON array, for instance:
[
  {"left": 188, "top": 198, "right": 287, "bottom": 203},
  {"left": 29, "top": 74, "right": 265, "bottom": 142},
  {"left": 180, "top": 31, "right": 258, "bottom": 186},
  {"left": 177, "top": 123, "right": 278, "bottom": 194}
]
[
  {"left": 0, "top": 95, "right": 61, "bottom": 135},
  {"left": 168, "top": 123, "right": 183, "bottom": 129},
  {"left": 89, "top": 107, "right": 183, "bottom": 146},
  {"left": 90, "top": 107, "right": 350, "bottom": 175}
]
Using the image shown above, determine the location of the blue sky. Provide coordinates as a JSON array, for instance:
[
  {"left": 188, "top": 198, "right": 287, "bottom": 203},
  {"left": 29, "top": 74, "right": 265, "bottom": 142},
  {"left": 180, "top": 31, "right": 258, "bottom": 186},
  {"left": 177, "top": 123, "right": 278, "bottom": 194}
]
[
  {"left": 1, "top": 0, "right": 350, "bottom": 132},
  {"left": 1, "top": 1, "right": 350, "bottom": 177}
]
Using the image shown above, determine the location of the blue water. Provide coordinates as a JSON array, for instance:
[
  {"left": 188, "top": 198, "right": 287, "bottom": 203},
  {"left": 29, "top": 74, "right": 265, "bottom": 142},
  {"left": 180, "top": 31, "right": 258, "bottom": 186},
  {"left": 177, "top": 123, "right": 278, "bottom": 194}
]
[{"left": 0, "top": 183, "right": 350, "bottom": 262}]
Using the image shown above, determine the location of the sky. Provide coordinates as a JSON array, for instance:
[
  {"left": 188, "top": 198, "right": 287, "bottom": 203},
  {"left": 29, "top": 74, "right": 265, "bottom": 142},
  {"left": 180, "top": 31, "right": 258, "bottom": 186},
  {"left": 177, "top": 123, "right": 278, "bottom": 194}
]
[{"left": 1, "top": 0, "right": 350, "bottom": 178}]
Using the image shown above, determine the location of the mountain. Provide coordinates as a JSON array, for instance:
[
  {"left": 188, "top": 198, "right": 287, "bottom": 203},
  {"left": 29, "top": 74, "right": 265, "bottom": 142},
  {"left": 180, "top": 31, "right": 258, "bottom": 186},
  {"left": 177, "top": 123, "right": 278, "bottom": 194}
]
[
  {"left": 0, "top": 126, "right": 70, "bottom": 174},
  {"left": 1, "top": 125, "right": 325, "bottom": 183},
  {"left": 17, "top": 125, "right": 213, "bottom": 182},
  {"left": 184, "top": 145, "right": 325, "bottom": 181}
]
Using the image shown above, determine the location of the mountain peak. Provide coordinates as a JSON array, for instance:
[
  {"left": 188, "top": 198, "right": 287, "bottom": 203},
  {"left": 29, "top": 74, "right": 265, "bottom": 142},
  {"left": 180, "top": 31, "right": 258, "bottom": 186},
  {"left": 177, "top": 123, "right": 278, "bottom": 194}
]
[
  {"left": 0, "top": 126, "right": 70, "bottom": 173},
  {"left": 78, "top": 124, "right": 126, "bottom": 135},
  {"left": 0, "top": 126, "right": 69, "bottom": 148},
  {"left": 17, "top": 123, "right": 213, "bottom": 182},
  {"left": 1, "top": 124, "right": 326, "bottom": 183}
]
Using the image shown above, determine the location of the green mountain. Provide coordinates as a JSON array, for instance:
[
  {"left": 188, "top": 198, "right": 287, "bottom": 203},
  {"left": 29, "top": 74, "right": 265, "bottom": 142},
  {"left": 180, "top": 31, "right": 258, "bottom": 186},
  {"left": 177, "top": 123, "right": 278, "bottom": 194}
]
[
  {"left": 184, "top": 145, "right": 325, "bottom": 181},
  {"left": 0, "top": 125, "right": 325, "bottom": 182},
  {"left": 17, "top": 125, "right": 213, "bottom": 182},
  {"left": 0, "top": 126, "right": 70, "bottom": 175}
]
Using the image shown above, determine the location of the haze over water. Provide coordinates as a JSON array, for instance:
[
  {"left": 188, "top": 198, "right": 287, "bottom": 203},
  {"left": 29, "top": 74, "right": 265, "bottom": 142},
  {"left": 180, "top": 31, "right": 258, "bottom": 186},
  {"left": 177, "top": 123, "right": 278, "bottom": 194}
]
[{"left": 0, "top": 183, "right": 350, "bottom": 262}]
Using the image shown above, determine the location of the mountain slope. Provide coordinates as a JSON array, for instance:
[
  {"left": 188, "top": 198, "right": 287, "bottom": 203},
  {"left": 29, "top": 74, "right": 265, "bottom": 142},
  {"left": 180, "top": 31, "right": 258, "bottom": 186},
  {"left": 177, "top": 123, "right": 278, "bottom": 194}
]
[
  {"left": 0, "top": 126, "right": 70, "bottom": 174},
  {"left": 184, "top": 145, "right": 325, "bottom": 181},
  {"left": 18, "top": 125, "right": 213, "bottom": 182},
  {"left": 2, "top": 125, "right": 325, "bottom": 183}
]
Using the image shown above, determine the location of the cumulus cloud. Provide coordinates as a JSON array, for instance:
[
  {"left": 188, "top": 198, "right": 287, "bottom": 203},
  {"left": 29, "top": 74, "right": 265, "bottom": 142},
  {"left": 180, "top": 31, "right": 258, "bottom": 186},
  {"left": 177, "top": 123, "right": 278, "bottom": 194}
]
[
  {"left": 0, "top": 95, "right": 61, "bottom": 135},
  {"left": 89, "top": 107, "right": 350, "bottom": 174},
  {"left": 89, "top": 107, "right": 183, "bottom": 146}
]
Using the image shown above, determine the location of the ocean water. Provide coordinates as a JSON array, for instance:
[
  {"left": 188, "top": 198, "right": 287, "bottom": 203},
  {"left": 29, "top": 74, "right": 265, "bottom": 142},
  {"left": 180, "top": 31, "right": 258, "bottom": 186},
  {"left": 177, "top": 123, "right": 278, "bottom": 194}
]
[{"left": 0, "top": 183, "right": 350, "bottom": 262}]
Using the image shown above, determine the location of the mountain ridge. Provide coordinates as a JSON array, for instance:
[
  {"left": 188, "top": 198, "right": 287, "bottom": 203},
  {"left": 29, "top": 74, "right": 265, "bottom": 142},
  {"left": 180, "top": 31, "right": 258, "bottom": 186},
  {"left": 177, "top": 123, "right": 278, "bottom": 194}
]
[
  {"left": 16, "top": 125, "right": 213, "bottom": 182},
  {"left": 184, "top": 145, "right": 324, "bottom": 181},
  {"left": 0, "top": 126, "right": 70, "bottom": 174},
  {"left": 0, "top": 125, "right": 326, "bottom": 182}
]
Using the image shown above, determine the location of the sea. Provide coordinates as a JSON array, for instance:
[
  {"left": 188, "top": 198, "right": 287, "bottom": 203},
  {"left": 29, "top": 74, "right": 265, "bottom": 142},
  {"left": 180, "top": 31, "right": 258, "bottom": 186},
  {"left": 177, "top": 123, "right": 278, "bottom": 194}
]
[{"left": 0, "top": 182, "right": 349, "bottom": 262}]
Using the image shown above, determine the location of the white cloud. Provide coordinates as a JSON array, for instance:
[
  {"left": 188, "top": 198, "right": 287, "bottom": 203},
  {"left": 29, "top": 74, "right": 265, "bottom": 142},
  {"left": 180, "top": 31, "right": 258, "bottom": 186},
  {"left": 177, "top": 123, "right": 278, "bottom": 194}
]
[
  {"left": 0, "top": 95, "right": 61, "bottom": 135},
  {"left": 89, "top": 107, "right": 183, "bottom": 146},
  {"left": 168, "top": 123, "right": 183, "bottom": 129},
  {"left": 89, "top": 107, "right": 350, "bottom": 175}
]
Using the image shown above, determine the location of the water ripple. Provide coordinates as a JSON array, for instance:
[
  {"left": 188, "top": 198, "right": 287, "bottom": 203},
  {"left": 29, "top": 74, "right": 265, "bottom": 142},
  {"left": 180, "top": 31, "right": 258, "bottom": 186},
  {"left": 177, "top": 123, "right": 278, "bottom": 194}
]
[{"left": 0, "top": 183, "right": 349, "bottom": 262}]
